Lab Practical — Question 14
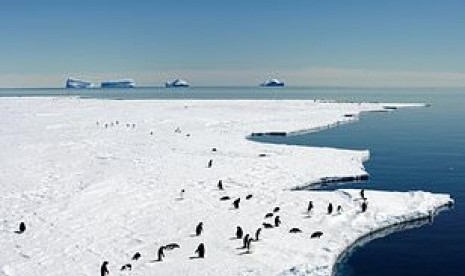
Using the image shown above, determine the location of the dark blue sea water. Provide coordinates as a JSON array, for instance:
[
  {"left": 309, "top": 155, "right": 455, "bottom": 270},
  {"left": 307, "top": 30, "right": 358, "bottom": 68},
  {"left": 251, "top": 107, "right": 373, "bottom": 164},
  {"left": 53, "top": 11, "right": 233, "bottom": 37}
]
[
  {"left": 1, "top": 87, "right": 464, "bottom": 275},
  {"left": 248, "top": 89, "right": 465, "bottom": 276}
]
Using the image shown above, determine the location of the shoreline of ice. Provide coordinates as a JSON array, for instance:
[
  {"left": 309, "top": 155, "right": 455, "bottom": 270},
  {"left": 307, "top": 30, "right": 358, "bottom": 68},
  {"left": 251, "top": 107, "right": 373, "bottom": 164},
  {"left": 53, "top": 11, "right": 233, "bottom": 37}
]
[
  {"left": 331, "top": 203, "right": 453, "bottom": 276},
  {"left": 0, "top": 97, "right": 452, "bottom": 276},
  {"left": 281, "top": 192, "right": 453, "bottom": 276}
]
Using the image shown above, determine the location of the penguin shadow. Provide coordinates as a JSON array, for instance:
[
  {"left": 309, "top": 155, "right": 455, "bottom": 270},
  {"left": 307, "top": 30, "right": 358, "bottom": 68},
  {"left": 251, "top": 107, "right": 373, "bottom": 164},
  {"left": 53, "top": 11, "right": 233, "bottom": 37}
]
[
  {"left": 14, "top": 230, "right": 25, "bottom": 234},
  {"left": 175, "top": 197, "right": 184, "bottom": 201},
  {"left": 189, "top": 256, "right": 203, "bottom": 260},
  {"left": 235, "top": 243, "right": 249, "bottom": 250},
  {"left": 120, "top": 264, "right": 132, "bottom": 271},
  {"left": 229, "top": 236, "right": 239, "bottom": 240},
  {"left": 237, "top": 250, "right": 252, "bottom": 256},
  {"left": 219, "top": 196, "right": 231, "bottom": 201},
  {"left": 189, "top": 234, "right": 199, "bottom": 237},
  {"left": 148, "top": 259, "right": 162, "bottom": 263},
  {"left": 18, "top": 252, "right": 31, "bottom": 259}
]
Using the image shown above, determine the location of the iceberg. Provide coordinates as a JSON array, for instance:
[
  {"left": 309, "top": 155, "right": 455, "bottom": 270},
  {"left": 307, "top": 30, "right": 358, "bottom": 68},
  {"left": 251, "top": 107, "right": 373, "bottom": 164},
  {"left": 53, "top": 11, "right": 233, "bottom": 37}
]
[
  {"left": 260, "top": 78, "right": 285, "bottom": 87},
  {"left": 65, "top": 78, "right": 93, "bottom": 89},
  {"left": 100, "top": 79, "right": 135, "bottom": 88},
  {"left": 165, "top": 79, "right": 190, "bottom": 88}
]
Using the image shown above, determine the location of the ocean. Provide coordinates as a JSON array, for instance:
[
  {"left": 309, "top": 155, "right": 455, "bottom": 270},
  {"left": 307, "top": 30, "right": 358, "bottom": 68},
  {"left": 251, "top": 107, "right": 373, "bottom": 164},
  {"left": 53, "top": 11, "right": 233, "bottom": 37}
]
[{"left": 1, "top": 87, "right": 464, "bottom": 275}]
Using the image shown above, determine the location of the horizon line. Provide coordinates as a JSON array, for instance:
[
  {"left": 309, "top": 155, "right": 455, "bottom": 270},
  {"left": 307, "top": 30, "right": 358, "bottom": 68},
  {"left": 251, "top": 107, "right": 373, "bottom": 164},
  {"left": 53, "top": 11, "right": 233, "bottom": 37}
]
[{"left": 1, "top": 85, "right": 464, "bottom": 90}]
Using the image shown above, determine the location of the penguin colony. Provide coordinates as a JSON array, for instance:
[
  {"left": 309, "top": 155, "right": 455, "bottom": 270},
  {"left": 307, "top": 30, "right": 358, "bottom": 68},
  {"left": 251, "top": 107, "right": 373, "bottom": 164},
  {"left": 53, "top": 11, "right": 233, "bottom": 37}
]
[
  {"left": 16, "top": 122, "right": 371, "bottom": 274},
  {"left": 93, "top": 158, "right": 369, "bottom": 274}
]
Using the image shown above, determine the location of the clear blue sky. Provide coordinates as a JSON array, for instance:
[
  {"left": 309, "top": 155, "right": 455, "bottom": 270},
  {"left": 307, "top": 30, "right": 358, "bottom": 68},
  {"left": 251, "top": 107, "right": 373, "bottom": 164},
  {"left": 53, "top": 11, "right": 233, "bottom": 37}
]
[{"left": 1, "top": 0, "right": 465, "bottom": 87}]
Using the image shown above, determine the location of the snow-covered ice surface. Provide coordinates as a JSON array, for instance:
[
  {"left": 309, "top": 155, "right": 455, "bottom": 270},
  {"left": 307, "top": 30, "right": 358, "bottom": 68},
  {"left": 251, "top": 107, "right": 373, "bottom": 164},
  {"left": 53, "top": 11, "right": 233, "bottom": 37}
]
[{"left": 0, "top": 98, "right": 452, "bottom": 276}]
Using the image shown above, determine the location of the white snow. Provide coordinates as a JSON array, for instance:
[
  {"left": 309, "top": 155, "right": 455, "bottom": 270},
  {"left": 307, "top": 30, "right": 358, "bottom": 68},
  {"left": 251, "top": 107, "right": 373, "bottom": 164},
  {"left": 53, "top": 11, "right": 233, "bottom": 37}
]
[{"left": 0, "top": 97, "right": 452, "bottom": 276}]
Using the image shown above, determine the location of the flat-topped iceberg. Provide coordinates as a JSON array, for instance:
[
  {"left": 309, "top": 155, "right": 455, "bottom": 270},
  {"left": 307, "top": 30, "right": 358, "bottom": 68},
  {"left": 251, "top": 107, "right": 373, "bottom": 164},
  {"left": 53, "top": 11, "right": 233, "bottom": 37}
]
[
  {"left": 100, "top": 79, "right": 135, "bottom": 88},
  {"left": 65, "top": 78, "right": 93, "bottom": 89},
  {"left": 261, "top": 78, "right": 285, "bottom": 87},
  {"left": 165, "top": 78, "right": 190, "bottom": 88}
]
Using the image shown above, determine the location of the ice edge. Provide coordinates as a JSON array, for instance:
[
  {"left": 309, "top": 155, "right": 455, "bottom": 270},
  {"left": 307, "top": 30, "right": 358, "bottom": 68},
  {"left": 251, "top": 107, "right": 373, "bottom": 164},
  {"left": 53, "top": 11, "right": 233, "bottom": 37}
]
[{"left": 330, "top": 200, "right": 454, "bottom": 276}]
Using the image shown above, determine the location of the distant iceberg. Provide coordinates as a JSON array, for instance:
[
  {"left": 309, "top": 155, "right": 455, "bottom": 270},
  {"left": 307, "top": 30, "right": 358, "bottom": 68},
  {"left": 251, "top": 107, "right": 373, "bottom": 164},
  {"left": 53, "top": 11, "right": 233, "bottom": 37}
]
[
  {"left": 260, "top": 78, "right": 284, "bottom": 87},
  {"left": 100, "top": 79, "right": 135, "bottom": 88},
  {"left": 165, "top": 79, "right": 190, "bottom": 88},
  {"left": 65, "top": 78, "right": 93, "bottom": 89}
]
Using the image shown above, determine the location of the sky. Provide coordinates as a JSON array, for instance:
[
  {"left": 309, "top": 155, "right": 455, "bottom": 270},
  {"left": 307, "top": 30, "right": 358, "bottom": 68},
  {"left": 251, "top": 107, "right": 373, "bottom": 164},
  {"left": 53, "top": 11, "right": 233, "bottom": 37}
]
[{"left": 1, "top": 0, "right": 465, "bottom": 87}]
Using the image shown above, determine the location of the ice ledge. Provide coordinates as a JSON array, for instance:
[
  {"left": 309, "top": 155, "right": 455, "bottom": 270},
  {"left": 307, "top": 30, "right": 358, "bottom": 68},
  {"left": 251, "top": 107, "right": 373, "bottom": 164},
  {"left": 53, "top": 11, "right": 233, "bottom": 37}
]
[
  {"left": 280, "top": 191, "right": 454, "bottom": 276},
  {"left": 0, "top": 98, "right": 448, "bottom": 276}
]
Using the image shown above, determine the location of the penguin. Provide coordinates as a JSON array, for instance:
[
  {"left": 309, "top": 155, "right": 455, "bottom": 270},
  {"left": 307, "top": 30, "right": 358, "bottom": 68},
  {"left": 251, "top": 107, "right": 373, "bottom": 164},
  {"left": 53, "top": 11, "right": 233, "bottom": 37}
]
[
  {"left": 264, "top": 212, "right": 273, "bottom": 218},
  {"left": 245, "top": 194, "right": 253, "bottom": 200},
  {"left": 236, "top": 226, "right": 243, "bottom": 239},
  {"left": 195, "top": 243, "right": 205, "bottom": 258},
  {"left": 262, "top": 223, "right": 273, "bottom": 229},
  {"left": 115, "top": 121, "right": 119, "bottom": 125},
  {"left": 361, "top": 189, "right": 366, "bottom": 200},
  {"left": 274, "top": 216, "right": 281, "bottom": 227},
  {"left": 195, "top": 222, "right": 203, "bottom": 236},
  {"left": 179, "top": 189, "right": 185, "bottom": 199},
  {"left": 16, "top": 222, "right": 26, "bottom": 234},
  {"left": 361, "top": 201, "right": 368, "bottom": 213},
  {"left": 212, "top": 148, "right": 217, "bottom": 152},
  {"left": 242, "top": 234, "right": 250, "bottom": 249},
  {"left": 150, "top": 131, "right": 154, "bottom": 135},
  {"left": 311, "top": 231, "right": 323, "bottom": 239},
  {"left": 289, "top": 228, "right": 302, "bottom": 233},
  {"left": 327, "top": 203, "right": 333, "bottom": 215},
  {"left": 207, "top": 159, "right": 213, "bottom": 168},
  {"left": 246, "top": 237, "right": 253, "bottom": 253},
  {"left": 307, "top": 201, "right": 313, "bottom": 213},
  {"left": 218, "top": 180, "right": 223, "bottom": 190},
  {"left": 132, "top": 252, "right": 141, "bottom": 260},
  {"left": 428, "top": 211, "right": 434, "bottom": 223},
  {"left": 101, "top": 261, "right": 109, "bottom": 276},
  {"left": 157, "top": 246, "right": 165, "bottom": 261},
  {"left": 255, "top": 228, "right": 262, "bottom": 241},
  {"left": 120, "top": 264, "right": 132, "bottom": 271},
  {"left": 233, "top": 198, "right": 240, "bottom": 209},
  {"left": 220, "top": 196, "right": 230, "bottom": 201},
  {"left": 273, "top": 207, "right": 280, "bottom": 213},
  {"left": 337, "top": 205, "right": 343, "bottom": 214}
]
